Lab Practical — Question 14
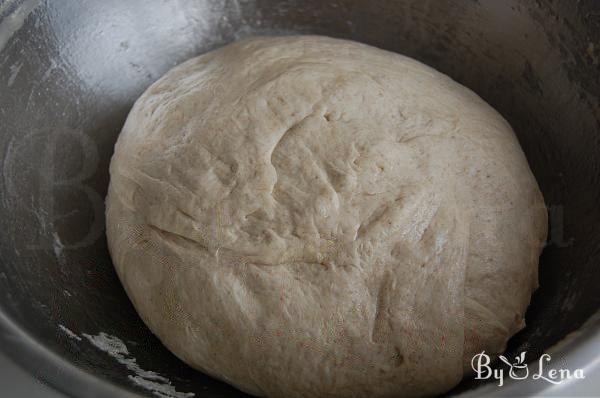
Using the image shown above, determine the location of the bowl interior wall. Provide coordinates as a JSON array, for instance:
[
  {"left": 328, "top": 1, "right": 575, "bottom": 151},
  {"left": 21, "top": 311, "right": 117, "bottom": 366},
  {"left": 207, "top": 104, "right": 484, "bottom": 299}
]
[{"left": 1, "top": 0, "right": 599, "bottom": 396}]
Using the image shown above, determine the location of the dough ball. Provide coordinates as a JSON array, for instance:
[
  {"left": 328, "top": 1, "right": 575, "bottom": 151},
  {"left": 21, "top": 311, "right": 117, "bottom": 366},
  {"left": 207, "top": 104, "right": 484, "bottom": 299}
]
[{"left": 106, "top": 36, "right": 547, "bottom": 397}]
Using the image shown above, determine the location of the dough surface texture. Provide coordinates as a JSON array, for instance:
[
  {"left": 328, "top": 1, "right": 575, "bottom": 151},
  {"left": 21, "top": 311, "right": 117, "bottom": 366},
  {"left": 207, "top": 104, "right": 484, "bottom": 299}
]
[{"left": 106, "top": 36, "right": 547, "bottom": 397}]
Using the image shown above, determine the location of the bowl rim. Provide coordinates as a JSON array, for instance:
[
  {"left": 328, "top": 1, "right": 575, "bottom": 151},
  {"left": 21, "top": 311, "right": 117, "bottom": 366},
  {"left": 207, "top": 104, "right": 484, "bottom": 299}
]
[
  {"left": 1, "top": 305, "right": 599, "bottom": 397},
  {"left": 0, "top": 309, "right": 140, "bottom": 398}
]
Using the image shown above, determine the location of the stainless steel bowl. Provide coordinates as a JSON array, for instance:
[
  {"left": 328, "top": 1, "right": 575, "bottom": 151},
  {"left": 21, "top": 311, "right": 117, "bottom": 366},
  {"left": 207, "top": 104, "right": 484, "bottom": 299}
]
[{"left": 1, "top": 0, "right": 599, "bottom": 397}]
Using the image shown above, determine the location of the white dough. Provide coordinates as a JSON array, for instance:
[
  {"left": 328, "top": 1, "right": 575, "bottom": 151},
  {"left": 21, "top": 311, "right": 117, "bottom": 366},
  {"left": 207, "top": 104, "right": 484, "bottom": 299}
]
[{"left": 106, "top": 36, "right": 547, "bottom": 397}]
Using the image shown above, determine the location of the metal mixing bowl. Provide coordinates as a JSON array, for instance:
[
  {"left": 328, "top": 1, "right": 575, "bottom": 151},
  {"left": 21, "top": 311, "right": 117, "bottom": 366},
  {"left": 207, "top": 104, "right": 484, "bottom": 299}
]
[{"left": 1, "top": 0, "right": 599, "bottom": 397}]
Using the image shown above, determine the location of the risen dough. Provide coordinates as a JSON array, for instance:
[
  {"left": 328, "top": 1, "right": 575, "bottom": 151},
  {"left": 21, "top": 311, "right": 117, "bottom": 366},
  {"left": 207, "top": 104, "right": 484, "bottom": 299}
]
[{"left": 106, "top": 36, "right": 547, "bottom": 397}]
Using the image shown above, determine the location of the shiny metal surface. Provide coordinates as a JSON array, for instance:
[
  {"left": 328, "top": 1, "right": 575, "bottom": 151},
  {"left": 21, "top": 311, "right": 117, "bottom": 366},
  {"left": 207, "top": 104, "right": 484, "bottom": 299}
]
[{"left": 1, "top": 0, "right": 599, "bottom": 397}]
